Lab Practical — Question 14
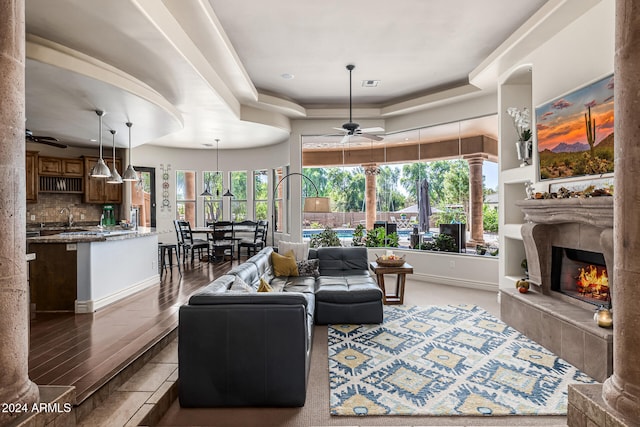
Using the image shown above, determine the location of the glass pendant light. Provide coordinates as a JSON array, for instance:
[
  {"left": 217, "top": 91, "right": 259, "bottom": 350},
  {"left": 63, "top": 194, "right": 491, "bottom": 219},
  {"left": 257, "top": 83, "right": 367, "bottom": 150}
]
[
  {"left": 122, "top": 122, "right": 138, "bottom": 181},
  {"left": 106, "top": 129, "right": 123, "bottom": 184},
  {"left": 90, "top": 110, "right": 111, "bottom": 177}
]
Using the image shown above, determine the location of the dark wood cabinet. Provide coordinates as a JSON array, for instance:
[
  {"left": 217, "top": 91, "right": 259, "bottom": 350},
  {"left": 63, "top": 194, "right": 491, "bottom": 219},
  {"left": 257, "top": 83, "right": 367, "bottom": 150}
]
[
  {"left": 28, "top": 242, "right": 77, "bottom": 311},
  {"left": 83, "top": 156, "right": 123, "bottom": 204},
  {"left": 26, "top": 151, "right": 38, "bottom": 203},
  {"left": 38, "top": 156, "right": 83, "bottom": 177}
]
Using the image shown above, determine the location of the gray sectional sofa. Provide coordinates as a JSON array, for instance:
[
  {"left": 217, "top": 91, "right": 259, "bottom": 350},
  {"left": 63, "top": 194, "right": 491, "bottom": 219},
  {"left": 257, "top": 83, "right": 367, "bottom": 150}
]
[{"left": 178, "top": 246, "right": 383, "bottom": 407}]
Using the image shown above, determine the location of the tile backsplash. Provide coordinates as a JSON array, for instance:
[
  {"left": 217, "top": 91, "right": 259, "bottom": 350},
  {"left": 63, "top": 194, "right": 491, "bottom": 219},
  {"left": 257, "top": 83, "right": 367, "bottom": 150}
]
[{"left": 27, "top": 193, "right": 120, "bottom": 226}]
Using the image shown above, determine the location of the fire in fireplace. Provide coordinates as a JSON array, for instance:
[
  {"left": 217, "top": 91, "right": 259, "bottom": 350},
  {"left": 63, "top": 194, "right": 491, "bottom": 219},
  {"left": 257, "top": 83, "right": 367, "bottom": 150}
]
[{"left": 551, "top": 247, "right": 610, "bottom": 306}]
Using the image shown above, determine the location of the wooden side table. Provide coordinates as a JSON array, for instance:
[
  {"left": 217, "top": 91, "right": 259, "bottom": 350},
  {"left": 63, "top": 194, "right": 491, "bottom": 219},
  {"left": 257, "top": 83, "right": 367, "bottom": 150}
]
[{"left": 369, "top": 262, "right": 413, "bottom": 305}]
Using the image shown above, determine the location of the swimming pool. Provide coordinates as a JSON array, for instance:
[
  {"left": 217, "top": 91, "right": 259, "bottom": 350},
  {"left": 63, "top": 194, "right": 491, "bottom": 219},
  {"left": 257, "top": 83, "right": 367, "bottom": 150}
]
[{"left": 302, "top": 228, "right": 413, "bottom": 239}]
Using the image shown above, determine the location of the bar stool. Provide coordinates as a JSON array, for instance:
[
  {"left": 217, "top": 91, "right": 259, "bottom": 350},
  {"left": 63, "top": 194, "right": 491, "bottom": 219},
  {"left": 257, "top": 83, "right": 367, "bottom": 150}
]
[{"left": 158, "top": 242, "right": 181, "bottom": 278}]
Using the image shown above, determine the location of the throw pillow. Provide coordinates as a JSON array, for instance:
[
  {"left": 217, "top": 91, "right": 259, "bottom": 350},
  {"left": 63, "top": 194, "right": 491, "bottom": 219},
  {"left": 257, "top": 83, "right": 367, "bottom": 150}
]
[
  {"left": 296, "top": 258, "right": 320, "bottom": 278},
  {"left": 271, "top": 250, "right": 299, "bottom": 277},
  {"left": 229, "top": 275, "right": 254, "bottom": 293},
  {"left": 257, "top": 277, "right": 273, "bottom": 292},
  {"left": 278, "top": 241, "right": 309, "bottom": 261}
]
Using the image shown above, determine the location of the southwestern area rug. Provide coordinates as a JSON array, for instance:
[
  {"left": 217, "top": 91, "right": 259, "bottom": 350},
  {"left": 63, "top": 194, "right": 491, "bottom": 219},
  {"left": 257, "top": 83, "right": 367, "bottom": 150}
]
[{"left": 328, "top": 304, "right": 596, "bottom": 416}]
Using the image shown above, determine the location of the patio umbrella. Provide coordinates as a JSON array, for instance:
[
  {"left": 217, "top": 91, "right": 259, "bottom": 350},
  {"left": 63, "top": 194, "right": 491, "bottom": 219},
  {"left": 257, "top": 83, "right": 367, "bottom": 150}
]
[{"left": 419, "top": 178, "right": 432, "bottom": 232}]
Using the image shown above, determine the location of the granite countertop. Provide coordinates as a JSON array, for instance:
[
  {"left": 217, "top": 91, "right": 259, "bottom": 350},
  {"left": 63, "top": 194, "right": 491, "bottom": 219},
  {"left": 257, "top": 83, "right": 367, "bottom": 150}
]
[{"left": 27, "top": 227, "right": 158, "bottom": 243}]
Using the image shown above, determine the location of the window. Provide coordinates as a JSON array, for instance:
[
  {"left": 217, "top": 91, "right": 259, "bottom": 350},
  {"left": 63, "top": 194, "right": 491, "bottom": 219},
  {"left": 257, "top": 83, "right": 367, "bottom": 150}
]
[
  {"left": 203, "top": 171, "right": 222, "bottom": 223},
  {"left": 176, "top": 170, "right": 196, "bottom": 224},
  {"left": 273, "top": 167, "right": 285, "bottom": 233},
  {"left": 254, "top": 169, "right": 268, "bottom": 220},
  {"left": 230, "top": 170, "right": 247, "bottom": 221}
]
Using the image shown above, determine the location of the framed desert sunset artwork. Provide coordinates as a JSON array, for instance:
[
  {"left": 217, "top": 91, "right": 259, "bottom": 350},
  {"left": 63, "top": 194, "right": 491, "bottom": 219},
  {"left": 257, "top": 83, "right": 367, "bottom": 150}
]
[{"left": 535, "top": 74, "right": 614, "bottom": 181}]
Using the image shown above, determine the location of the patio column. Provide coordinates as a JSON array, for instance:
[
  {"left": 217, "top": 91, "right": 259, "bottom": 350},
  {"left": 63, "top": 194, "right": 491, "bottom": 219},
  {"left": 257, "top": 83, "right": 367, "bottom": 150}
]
[
  {"left": 0, "top": 0, "right": 40, "bottom": 424},
  {"left": 464, "top": 155, "right": 486, "bottom": 247},
  {"left": 602, "top": 0, "right": 640, "bottom": 420},
  {"left": 363, "top": 164, "right": 379, "bottom": 230}
]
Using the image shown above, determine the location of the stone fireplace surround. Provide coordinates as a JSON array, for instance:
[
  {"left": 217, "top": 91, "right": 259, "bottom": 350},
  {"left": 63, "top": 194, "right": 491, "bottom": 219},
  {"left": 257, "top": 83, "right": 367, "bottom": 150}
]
[{"left": 501, "top": 197, "right": 613, "bottom": 382}]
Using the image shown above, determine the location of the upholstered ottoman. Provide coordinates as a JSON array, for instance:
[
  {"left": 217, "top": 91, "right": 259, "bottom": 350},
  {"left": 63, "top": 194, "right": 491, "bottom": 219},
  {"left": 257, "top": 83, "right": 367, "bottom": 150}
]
[{"left": 314, "top": 275, "right": 383, "bottom": 324}]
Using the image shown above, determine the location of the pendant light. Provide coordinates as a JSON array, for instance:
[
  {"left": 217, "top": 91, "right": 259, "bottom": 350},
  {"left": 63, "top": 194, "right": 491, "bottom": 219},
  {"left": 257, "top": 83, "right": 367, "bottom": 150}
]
[
  {"left": 90, "top": 110, "right": 111, "bottom": 177},
  {"left": 106, "top": 129, "right": 123, "bottom": 184},
  {"left": 122, "top": 122, "right": 138, "bottom": 181},
  {"left": 217, "top": 139, "right": 234, "bottom": 197}
]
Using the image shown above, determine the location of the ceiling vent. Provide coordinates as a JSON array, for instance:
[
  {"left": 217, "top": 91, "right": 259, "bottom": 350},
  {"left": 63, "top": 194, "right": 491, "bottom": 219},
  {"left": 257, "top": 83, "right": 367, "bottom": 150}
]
[{"left": 362, "top": 80, "right": 380, "bottom": 87}]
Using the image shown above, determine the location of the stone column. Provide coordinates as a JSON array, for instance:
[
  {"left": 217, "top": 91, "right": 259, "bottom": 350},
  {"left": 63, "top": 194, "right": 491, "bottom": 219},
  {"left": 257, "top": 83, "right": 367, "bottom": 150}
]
[
  {"left": 0, "top": 0, "right": 40, "bottom": 424},
  {"left": 465, "top": 155, "right": 485, "bottom": 246},
  {"left": 363, "top": 164, "right": 379, "bottom": 230},
  {"left": 602, "top": 0, "right": 640, "bottom": 421}
]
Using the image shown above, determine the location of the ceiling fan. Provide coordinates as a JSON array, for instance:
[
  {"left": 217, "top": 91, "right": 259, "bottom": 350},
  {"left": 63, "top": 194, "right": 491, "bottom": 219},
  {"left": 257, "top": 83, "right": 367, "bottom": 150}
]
[
  {"left": 25, "top": 129, "right": 67, "bottom": 149},
  {"left": 333, "top": 64, "right": 384, "bottom": 144}
]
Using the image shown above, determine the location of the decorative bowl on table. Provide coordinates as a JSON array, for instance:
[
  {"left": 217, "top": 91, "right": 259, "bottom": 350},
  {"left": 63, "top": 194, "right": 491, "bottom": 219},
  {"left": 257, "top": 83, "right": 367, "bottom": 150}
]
[{"left": 375, "top": 254, "right": 406, "bottom": 267}]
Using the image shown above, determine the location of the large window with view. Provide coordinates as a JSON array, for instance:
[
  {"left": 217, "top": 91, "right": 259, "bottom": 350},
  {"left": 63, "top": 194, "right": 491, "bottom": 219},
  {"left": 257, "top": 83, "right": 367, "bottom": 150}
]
[
  {"left": 254, "top": 170, "right": 268, "bottom": 221},
  {"left": 301, "top": 115, "right": 499, "bottom": 254},
  {"left": 202, "top": 171, "right": 222, "bottom": 223},
  {"left": 176, "top": 170, "right": 197, "bottom": 224},
  {"left": 230, "top": 171, "right": 247, "bottom": 221}
]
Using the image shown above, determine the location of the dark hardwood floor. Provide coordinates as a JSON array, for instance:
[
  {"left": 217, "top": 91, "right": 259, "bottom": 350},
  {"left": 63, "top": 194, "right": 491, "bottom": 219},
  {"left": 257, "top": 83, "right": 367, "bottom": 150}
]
[{"left": 28, "top": 256, "right": 237, "bottom": 405}]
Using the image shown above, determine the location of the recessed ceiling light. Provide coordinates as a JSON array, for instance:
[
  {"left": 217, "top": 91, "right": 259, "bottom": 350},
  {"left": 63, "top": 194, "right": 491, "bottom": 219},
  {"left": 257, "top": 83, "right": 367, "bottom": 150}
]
[
  {"left": 281, "top": 73, "right": 295, "bottom": 80},
  {"left": 90, "top": 139, "right": 97, "bottom": 142},
  {"left": 362, "top": 80, "right": 380, "bottom": 87}
]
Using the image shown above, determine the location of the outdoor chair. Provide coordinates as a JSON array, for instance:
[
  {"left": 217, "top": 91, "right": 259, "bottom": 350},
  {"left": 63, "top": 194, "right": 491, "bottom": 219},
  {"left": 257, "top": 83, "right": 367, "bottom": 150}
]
[{"left": 174, "top": 220, "right": 208, "bottom": 265}]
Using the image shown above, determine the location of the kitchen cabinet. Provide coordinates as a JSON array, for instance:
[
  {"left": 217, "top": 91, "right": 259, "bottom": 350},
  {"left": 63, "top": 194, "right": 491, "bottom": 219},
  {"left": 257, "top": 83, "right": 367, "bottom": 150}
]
[
  {"left": 83, "top": 156, "right": 122, "bottom": 204},
  {"left": 26, "top": 151, "right": 38, "bottom": 203},
  {"left": 38, "top": 156, "right": 83, "bottom": 177}
]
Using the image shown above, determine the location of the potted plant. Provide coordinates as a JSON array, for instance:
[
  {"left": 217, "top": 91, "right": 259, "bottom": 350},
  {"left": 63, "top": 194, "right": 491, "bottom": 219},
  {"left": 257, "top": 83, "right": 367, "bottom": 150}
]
[
  {"left": 352, "top": 224, "right": 365, "bottom": 246},
  {"left": 309, "top": 227, "right": 341, "bottom": 248}
]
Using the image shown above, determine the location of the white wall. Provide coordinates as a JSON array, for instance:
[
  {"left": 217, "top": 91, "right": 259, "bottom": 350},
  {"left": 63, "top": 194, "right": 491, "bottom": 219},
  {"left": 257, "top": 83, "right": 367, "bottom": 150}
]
[{"left": 134, "top": 142, "right": 290, "bottom": 242}]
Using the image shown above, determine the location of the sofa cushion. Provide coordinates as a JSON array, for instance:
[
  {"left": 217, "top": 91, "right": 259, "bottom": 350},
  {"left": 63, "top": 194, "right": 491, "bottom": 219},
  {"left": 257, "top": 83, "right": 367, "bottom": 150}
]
[
  {"left": 247, "top": 247, "right": 275, "bottom": 283},
  {"left": 296, "top": 258, "right": 320, "bottom": 277},
  {"left": 228, "top": 262, "right": 260, "bottom": 289},
  {"left": 278, "top": 241, "right": 309, "bottom": 261},
  {"left": 230, "top": 275, "right": 254, "bottom": 293},
  {"left": 315, "top": 275, "right": 383, "bottom": 304},
  {"left": 316, "top": 247, "right": 369, "bottom": 276},
  {"left": 272, "top": 250, "right": 299, "bottom": 277},
  {"left": 258, "top": 277, "right": 273, "bottom": 292}
]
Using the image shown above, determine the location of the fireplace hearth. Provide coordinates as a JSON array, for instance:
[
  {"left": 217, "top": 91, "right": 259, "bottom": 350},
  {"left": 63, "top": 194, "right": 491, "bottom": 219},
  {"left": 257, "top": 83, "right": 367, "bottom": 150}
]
[{"left": 501, "top": 197, "right": 614, "bottom": 382}]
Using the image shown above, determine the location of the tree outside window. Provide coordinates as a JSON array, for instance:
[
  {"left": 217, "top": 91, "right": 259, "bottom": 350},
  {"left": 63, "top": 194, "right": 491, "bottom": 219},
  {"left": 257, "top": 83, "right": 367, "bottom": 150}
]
[
  {"left": 203, "top": 171, "right": 222, "bottom": 223},
  {"left": 176, "top": 170, "right": 196, "bottom": 224},
  {"left": 254, "top": 170, "right": 268, "bottom": 220},
  {"left": 230, "top": 171, "right": 247, "bottom": 221}
]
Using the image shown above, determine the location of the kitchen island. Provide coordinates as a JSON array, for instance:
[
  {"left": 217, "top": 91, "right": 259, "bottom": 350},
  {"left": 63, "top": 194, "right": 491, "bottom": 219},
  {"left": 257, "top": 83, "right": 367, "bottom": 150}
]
[{"left": 28, "top": 227, "right": 159, "bottom": 313}]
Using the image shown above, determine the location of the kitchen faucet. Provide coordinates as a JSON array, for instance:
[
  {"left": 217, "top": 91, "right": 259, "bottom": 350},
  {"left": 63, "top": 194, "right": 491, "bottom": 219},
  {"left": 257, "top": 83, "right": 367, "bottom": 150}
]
[{"left": 60, "top": 207, "right": 74, "bottom": 227}]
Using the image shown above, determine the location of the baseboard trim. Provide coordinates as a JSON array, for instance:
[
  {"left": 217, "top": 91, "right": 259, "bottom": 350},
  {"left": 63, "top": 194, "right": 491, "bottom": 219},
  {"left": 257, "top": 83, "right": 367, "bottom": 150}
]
[
  {"left": 410, "top": 272, "right": 499, "bottom": 292},
  {"left": 75, "top": 274, "right": 160, "bottom": 313}
]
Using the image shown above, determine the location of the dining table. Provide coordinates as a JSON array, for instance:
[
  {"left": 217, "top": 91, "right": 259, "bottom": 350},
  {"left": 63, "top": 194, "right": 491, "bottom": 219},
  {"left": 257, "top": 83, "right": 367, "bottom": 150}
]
[{"left": 191, "top": 222, "right": 258, "bottom": 260}]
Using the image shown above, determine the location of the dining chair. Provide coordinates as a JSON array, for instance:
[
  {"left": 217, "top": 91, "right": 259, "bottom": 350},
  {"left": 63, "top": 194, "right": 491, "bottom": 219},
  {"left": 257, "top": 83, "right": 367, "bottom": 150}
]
[
  {"left": 238, "top": 220, "right": 268, "bottom": 258},
  {"left": 208, "top": 221, "right": 235, "bottom": 262},
  {"left": 174, "top": 220, "right": 208, "bottom": 265}
]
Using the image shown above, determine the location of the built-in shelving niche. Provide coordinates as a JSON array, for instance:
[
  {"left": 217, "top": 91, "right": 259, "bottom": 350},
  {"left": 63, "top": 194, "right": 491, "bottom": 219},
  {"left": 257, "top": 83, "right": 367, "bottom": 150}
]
[{"left": 39, "top": 176, "right": 83, "bottom": 193}]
